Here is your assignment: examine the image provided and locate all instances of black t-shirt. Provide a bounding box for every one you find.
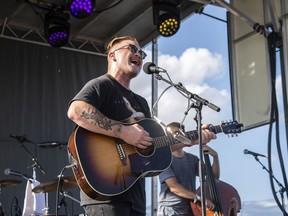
[70,74,151,214]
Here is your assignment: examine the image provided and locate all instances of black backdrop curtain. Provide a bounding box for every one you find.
[0,38,107,215]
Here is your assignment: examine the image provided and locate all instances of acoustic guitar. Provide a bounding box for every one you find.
[67,118,242,200]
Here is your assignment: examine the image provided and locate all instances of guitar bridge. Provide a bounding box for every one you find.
[116,142,127,166]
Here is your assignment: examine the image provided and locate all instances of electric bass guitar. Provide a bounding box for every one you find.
[67,118,243,200]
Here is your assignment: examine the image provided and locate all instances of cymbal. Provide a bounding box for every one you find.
[32,176,77,193]
[0,179,22,187]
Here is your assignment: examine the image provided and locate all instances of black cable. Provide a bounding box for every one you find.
[267,31,288,216]
[55,166,67,216]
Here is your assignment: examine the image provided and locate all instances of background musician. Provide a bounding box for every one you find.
[157,122,220,216]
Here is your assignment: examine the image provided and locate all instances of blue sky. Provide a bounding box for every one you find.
[131,3,288,215]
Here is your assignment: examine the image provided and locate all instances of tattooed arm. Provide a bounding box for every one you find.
[67,100,152,148]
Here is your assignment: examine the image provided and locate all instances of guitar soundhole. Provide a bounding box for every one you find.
[136,145,155,157]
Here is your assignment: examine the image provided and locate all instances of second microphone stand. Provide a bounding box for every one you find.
[193,101,208,216]
[253,156,287,216]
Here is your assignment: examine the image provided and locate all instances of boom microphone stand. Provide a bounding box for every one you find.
[252,155,287,216]
[9,135,46,176]
[153,72,220,216]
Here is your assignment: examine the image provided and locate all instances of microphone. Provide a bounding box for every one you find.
[143,62,166,74]
[166,124,192,146]
[4,169,33,180]
[38,141,67,148]
[244,149,266,157]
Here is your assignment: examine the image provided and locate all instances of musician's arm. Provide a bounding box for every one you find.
[165,177,198,200]
[67,100,152,148]
[191,124,217,145]
[165,177,215,210]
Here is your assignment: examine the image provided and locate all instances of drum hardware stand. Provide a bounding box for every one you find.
[60,191,80,204]
[57,191,80,216]
[43,193,49,215]
[55,166,79,216]
[57,195,68,215]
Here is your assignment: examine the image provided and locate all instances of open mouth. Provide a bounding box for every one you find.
[130,57,140,66]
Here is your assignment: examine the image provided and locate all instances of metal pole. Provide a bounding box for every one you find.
[151,37,159,216]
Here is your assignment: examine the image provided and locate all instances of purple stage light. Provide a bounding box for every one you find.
[44,11,70,48]
[68,0,95,18]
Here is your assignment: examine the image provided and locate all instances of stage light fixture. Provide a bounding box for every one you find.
[44,11,70,48]
[67,0,96,18]
[153,0,181,37]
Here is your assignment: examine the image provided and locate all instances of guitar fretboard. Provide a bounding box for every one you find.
[152,125,224,148]
[153,121,243,148]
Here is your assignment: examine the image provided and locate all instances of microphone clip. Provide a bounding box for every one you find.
[166,124,192,146]
[173,132,192,146]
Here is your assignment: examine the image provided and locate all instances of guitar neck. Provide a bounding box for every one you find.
[185,125,224,140]
[150,120,242,149]
[153,125,223,148]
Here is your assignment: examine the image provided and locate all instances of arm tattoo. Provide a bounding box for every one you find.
[81,107,122,135]
[81,107,112,130]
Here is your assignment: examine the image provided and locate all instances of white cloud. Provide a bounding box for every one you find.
[158,48,226,83]
[132,48,230,130]
[239,199,287,216]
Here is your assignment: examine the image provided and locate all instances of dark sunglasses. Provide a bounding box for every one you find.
[113,44,147,59]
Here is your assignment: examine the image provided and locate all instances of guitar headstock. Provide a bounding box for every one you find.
[221,120,243,136]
